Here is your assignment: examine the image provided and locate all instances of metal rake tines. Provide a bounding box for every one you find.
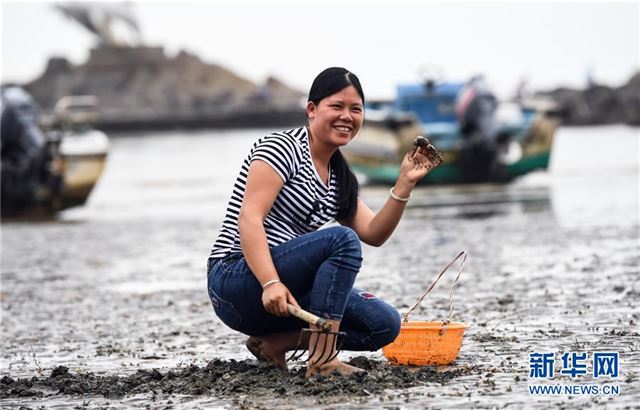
[286,328,346,366]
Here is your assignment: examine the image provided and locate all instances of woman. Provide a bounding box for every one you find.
[207,67,441,377]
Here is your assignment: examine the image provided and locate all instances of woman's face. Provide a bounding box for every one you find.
[307,85,364,147]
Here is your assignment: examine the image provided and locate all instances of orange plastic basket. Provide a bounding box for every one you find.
[383,251,469,366]
[383,321,469,365]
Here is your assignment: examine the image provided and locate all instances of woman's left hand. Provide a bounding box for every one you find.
[399,136,444,185]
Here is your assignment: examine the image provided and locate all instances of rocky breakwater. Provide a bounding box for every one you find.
[26,46,307,131]
[536,71,640,125]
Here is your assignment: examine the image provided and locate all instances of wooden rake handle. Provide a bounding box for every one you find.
[287,304,332,332]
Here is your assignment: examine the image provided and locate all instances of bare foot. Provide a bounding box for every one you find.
[245,336,287,371]
[306,358,365,378]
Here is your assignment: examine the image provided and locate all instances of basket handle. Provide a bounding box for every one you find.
[403,251,467,323]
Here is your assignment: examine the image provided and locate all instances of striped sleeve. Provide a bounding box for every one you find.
[249,133,300,182]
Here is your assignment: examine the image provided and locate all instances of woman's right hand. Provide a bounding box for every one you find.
[262,282,299,316]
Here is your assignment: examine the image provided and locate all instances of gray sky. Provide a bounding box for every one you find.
[2,1,639,99]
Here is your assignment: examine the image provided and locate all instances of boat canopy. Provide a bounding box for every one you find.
[394,82,466,124]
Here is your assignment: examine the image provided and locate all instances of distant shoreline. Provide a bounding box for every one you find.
[94,108,307,133]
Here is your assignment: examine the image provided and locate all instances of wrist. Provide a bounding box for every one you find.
[390,186,411,202]
[262,279,281,290]
[392,179,415,198]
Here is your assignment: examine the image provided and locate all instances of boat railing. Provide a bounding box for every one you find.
[52,95,100,125]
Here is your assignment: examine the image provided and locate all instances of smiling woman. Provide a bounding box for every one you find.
[306,68,365,220]
[206,67,444,378]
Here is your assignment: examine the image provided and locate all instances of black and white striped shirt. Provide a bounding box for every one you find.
[209,127,339,260]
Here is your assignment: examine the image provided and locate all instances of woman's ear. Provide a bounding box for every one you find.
[306,101,316,120]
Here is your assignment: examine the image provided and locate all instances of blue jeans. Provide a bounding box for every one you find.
[207,226,401,351]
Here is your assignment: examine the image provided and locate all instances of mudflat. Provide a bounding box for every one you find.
[1,128,638,408]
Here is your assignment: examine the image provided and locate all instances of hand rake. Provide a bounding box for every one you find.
[285,304,346,366]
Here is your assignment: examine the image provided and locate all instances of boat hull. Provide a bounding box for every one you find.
[58,153,108,209]
[343,113,556,185]
[350,151,551,184]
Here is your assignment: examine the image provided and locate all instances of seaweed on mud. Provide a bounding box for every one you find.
[471,333,519,343]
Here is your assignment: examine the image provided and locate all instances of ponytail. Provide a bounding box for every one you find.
[330,149,359,221]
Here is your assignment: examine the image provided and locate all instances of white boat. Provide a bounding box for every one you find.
[1,89,109,218]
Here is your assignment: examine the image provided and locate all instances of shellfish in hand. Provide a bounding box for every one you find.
[410,136,444,171]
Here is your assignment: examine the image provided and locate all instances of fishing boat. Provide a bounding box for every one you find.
[1,88,109,219]
[343,77,559,184]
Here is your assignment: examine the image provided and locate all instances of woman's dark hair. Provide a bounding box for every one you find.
[308,67,364,221]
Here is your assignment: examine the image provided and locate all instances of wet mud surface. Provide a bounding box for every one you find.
[1,128,639,408]
[0,357,482,402]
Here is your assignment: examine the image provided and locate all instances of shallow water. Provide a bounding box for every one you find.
[1,125,639,408]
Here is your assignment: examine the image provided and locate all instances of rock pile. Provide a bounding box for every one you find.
[537,71,640,125]
[25,46,306,131]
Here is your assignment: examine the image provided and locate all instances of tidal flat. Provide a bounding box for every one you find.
[1,126,638,408]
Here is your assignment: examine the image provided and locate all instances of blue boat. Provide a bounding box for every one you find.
[343,77,559,184]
